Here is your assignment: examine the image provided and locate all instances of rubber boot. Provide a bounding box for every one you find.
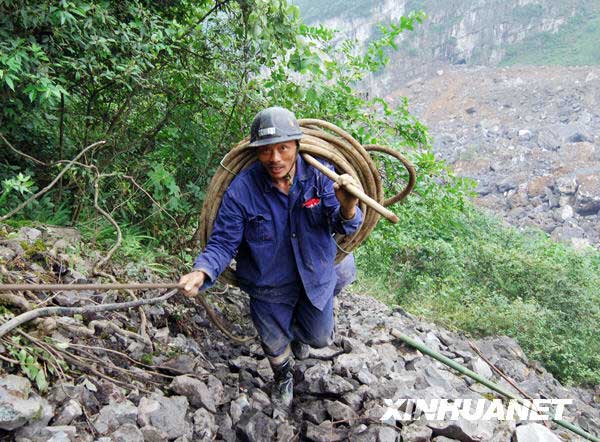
[270,357,294,413]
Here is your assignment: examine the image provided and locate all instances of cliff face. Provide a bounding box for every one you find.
[294,0,581,93]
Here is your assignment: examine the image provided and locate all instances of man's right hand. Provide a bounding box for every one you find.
[179,270,206,297]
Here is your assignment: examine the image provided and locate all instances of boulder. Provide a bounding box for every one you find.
[93,400,137,434]
[0,375,53,431]
[170,376,216,412]
[193,407,218,441]
[111,423,144,442]
[141,425,168,442]
[305,421,348,441]
[137,394,189,439]
[574,173,600,215]
[556,176,577,195]
[53,399,83,426]
[401,421,434,442]
[514,423,562,442]
[235,409,277,442]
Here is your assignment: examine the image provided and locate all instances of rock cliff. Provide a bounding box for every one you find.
[294,0,584,92]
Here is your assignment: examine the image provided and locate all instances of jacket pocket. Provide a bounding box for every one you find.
[245,214,273,243]
[302,186,325,227]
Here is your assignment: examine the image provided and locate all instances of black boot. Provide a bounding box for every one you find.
[270,357,294,412]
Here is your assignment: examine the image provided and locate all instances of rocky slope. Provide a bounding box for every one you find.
[395,64,600,249]
[1,225,600,441]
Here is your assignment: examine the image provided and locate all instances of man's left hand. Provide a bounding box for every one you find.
[334,174,359,219]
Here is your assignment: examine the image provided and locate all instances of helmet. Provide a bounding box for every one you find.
[249,106,303,147]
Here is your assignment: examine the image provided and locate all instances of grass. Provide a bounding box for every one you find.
[356,201,600,386]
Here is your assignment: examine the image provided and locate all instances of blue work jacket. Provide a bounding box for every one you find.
[193,154,363,310]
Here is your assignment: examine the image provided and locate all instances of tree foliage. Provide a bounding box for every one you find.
[0,0,440,246]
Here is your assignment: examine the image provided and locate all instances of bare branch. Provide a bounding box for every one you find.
[91,174,122,272]
[122,175,180,228]
[0,132,47,166]
[0,289,178,339]
[0,140,106,222]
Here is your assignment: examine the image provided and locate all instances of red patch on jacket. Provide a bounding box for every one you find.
[303,197,321,208]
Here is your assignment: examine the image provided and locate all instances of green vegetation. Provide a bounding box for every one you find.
[1,0,599,389]
[356,190,600,386]
[502,6,600,66]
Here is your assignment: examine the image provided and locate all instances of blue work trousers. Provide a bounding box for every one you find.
[249,289,334,358]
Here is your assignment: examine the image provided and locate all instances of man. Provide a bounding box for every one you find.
[179,106,362,410]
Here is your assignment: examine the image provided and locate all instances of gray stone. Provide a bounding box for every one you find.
[229,355,258,373]
[414,366,456,392]
[93,400,137,435]
[490,420,516,442]
[468,357,493,380]
[249,388,271,411]
[376,426,400,442]
[333,353,366,375]
[305,421,348,441]
[276,422,296,441]
[401,421,433,442]
[16,424,77,442]
[170,376,216,412]
[556,176,578,195]
[518,129,532,141]
[0,374,31,398]
[356,369,377,385]
[514,423,562,441]
[300,400,328,424]
[0,375,53,431]
[44,226,81,246]
[303,363,331,384]
[574,173,600,215]
[325,400,356,421]
[18,227,43,242]
[53,399,82,426]
[256,358,274,382]
[235,409,277,442]
[141,425,168,442]
[426,417,495,442]
[321,375,354,395]
[111,423,144,442]
[206,374,225,405]
[216,412,233,441]
[0,245,16,261]
[137,394,189,439]
[230,394,250,425]
[54,290,81,307]
[193,407,217,441]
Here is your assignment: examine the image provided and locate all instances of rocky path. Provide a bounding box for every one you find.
[1,225,600,441]
[396,65,600,250]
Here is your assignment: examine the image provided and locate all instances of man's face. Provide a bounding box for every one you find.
[257,140,297,180]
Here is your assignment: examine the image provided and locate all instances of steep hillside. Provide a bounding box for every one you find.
[1,224,599,441]
[395,65,600,249]
[292,0,598,94]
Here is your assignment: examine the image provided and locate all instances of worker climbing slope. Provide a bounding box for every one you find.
[179,106,363,411]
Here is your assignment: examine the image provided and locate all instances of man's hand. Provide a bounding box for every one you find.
[179,270,206,297]
[334,174,359,219]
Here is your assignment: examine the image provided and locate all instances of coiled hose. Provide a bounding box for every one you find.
[198,119,416,286]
